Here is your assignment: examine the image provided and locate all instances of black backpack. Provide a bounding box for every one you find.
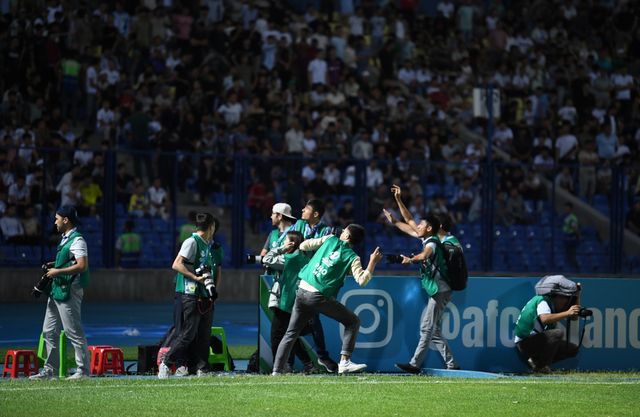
[431,239,468,291]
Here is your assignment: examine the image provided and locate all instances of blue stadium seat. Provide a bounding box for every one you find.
[151,218,170,231]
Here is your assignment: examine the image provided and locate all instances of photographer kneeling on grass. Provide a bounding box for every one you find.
[272,224,382,375]
[514,275,584,373]
[159,213,222,378]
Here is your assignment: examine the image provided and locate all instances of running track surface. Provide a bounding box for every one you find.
[0,302,258,348]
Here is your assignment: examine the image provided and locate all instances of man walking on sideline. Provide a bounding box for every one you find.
[31,206,91,380]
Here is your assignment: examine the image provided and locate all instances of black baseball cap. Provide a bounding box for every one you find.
[56,205,81,225]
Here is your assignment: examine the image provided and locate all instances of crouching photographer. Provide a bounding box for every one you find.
[513,275,591,373]
[158,213,223,379]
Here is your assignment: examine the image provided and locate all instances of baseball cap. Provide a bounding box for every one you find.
[56,205,81,225]
[272,203,296,220]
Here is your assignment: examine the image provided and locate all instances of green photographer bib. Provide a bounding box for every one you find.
[175,233,223,298]
[514,295,556,340]
[279,251,310,313]
[299,236,357,299]
[51,230,90,302]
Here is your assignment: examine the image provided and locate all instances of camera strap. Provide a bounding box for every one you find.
[565,317,588,349]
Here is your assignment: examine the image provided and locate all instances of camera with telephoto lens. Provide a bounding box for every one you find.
[195,265,218,300]
[572,283,592,318]
[385,254,404,264]
[31,262,55,298]
[246,254,263,264]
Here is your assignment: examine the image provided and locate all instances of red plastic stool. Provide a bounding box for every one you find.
[91,348,125,375]
[88,345,113,375]
[157,347,176,372]
[2,350,38,378]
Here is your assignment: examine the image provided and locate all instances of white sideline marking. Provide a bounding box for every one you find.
[1,377,639,392]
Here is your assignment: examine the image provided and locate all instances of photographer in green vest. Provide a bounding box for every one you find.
[30,205,91,380]
[383,185,459,374]
[291,199,338,372]
[272,224,383,375]
[262,230,315,373]
[158,213,223,378]
[260,203,297,256]
[514,275,581,373]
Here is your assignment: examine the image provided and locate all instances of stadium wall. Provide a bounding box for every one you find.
[1,268,415,302]
[259,275,640,372]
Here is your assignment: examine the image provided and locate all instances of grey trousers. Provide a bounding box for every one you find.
[42,280,90,375]
[273,288,360,373]
[410,291,457,369]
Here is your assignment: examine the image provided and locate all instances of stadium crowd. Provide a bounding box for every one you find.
[1,0,640,246]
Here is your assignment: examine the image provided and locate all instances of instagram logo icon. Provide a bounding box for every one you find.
[340,289,394,348]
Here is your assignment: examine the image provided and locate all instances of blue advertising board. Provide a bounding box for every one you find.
[259,275,640,373]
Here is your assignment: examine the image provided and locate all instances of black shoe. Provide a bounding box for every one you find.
[447,365,461,370]
[317,357,338,373]
[303,362,317,374]
[395,363,421,374]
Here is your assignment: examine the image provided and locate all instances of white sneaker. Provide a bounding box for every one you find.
[158,362,171,379]
[338,360,367,374]
[174,366,189,377]
[271,371,281,376]
[196,369,212,377]
[66,372,89,380]
[29,368,55,380]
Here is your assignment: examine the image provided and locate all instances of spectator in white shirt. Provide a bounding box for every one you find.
[555,125,579,162]
[147,177,170,219]
[342,165,356,190]
[73,141,94,166]
[351,131,374,160]
[398,61,417,86]
[366,161,384,189]
[348,7,364,36]
[492,121,514,152]
[302,129,317,157]
[100,59,120,86]
[323,162,341,191]
[61,176,82,207]
[96,100,115,140]
[217,93,243,126]
[113,2,131,37]
[285,119,304,155]
[437,0,455,19]
[8,175,30,208]
[0,205,25,243]
[308,51,328,86]
[557,99,578,125]
[301,161,318,183]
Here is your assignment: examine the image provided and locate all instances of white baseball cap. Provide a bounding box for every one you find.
[272,203,296,220]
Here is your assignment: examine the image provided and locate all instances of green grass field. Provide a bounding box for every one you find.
[1,373,639,417]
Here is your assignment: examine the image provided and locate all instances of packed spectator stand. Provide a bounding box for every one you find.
[0,0,639,274]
